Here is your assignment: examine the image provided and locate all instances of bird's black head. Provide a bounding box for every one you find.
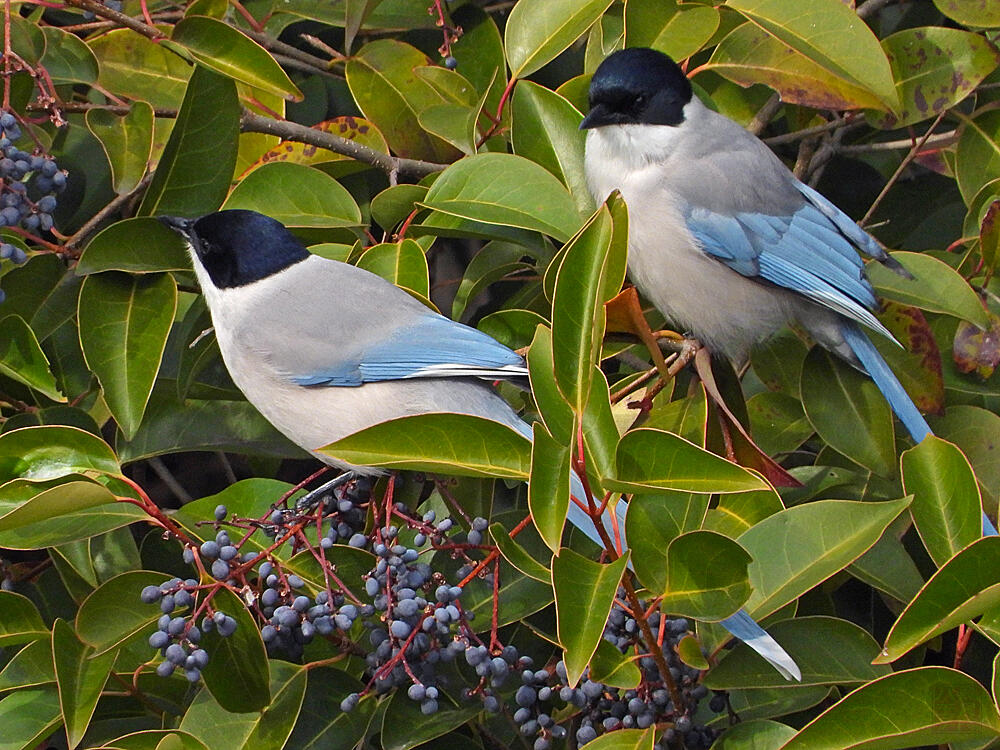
[160,209,310,289]
[580,48,692,130]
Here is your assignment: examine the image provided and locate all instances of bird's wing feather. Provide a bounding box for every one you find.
[684,203,896,341]
[293,311,528,386]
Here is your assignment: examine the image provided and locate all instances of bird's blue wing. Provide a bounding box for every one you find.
[294,312,528,386]
[684,201,895,341]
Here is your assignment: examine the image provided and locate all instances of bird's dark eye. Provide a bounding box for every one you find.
[634,94,647,108]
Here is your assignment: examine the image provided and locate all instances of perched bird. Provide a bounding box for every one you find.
[581,47,996,536]
[162,209,800,679]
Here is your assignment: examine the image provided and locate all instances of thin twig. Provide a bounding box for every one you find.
[837,130,958,155]
[148,457,192,503]
[747,92,783,136]
[63,173,154,251]
[763,116,849,146]
[61,0,165,40]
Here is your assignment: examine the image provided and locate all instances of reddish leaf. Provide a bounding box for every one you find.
[979,199,1000,274]
[877,301,945,415]
[953,312,1000,380]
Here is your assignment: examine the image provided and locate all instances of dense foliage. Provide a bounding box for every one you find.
[2,0,1000,748]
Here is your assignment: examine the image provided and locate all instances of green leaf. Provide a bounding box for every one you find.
[739,498,910,619]
[345,40,458,162]
[464,556,554,626]
[800,346,895,477]
[746,392,813,456]
[78,218,191,275]
[490,521,551,581]
[782,667,1000,749]
[877,536,1000,662]
[40,26,98,84]
[78,272,177,440]
[504,0,615,79]
[355,240,429,299]
[934,0,1000,28]
[0,687,62,750]
[0,499,146,551]
[0,480,117,535]
[225,162,362,228]
[870,27,1000,129]
[0,315,63,402]
[285,668,377,750]
[527,324,575,444]
[371,184,428,232]
[713,720,795,750]
[450,5,507,116]
[723,0,898,112]
[866,251,990,329]
[1,254,82,342]
[956,109,1000,205]
[625,491,707,593]
[344,0,384,53]
[643,387,709,447]
[705,616,891,690]
[168,16,301,100]
[0,639,55,691]
[610,428,769,494]
[706,23,891,112]
[179,661,303,748]
[704,489,783,539]
[75,571,167,653]
[89,29,191,109]
[511,81,592,214]
[138,65,239,217]
[0,591,47,646]
[0,426,119,483]
[320,414,531,479]
[625,0,720,61]
[902,435,983,568]
[589,638,641,689]
[199,586,271,712]
[91,731,209,750]
[528,423,571,554]
[86,102,154,195]
[451,241,535,321]
[423,153,582,241]
[52,618,116,748]
[552,548,629,686]
[578,729,654,750]
[659,530,751,620]
[381,692,482,750]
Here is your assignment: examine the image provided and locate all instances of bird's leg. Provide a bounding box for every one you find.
[294,470,360,513]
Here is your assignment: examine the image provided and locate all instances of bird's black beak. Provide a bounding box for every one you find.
[158,215,195,238]
[580,103,611,130]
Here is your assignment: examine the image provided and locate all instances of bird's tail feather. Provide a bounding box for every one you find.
[840,321,998,536]
[567,471,801,680]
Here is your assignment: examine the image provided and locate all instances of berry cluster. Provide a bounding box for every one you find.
[140,577,238,682]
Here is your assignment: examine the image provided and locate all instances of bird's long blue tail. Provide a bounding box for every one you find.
[565,471,801,681]
[840,320,998,536]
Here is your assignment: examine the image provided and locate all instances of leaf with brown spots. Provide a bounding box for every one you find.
[980,200,1000,276]
[875,301,946,415]
[954,312,1000,380]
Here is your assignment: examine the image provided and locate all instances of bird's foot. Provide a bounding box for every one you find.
[294,470,361,513]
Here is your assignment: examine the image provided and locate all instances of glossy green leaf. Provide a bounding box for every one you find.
[78,272,177,439]
[739,498,910,619]
[705,617,891,690]
[75,571,166,653]
[490,521,550,581]
[720,686,833,729]
[551,205,613,413]
[345,40,458,162]
[381,693,481,750]
[505,0,615,79]
[0,591,47,646]
[800,346,895,477]
[52,618,116,748]
[782,667,1000,749]
[1,254,82,343]
[659,530,752,620]
[464,556,554,626]
[872,301,945,415]
[0,639,55,691]
[707,23,890,112]
[703,489,784,539]
[89,30,192,109]
[169,16,301,100]
[866,252,990,329]
[86,102,154,195]
[902,435,982,568]
[40,26,98,84]
[713,720,795,750]
[625,0,720,61]
[528,423,571,553]
[0,480,117,535]
[0,315,63,402]
[225,162,362,228]
[355,239,429,299]
[930,406,1000,506]
[528,324,575,444]
[746,392,813,456]
[91,731,209,750]
[345,0,384,53]
[511,81,592,213]
[320,413,531,479]
[371,184,428,231]
[643,386,709,447]
[423,153,581,241]
[0,426,119,483]
[284,668,377,750]
[871,27,999,129]
[955,109,1000,205]
[723,0,898,111]
[933,0,1000,28]
[0,501,145,550]
[611,428,769,494]
[877,536,1000,662]
[198,586,271,712]
[580,729,654,750]
[848,513,925,605]
[78,218,191,275]
[625,491,708,593]
[552,548,629,686]
[589,638,641,689]
[178,661,303,748]
[451,241,535,321]
[138,66,239,217]
[0,687,62,750]
[450,5,507,115]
